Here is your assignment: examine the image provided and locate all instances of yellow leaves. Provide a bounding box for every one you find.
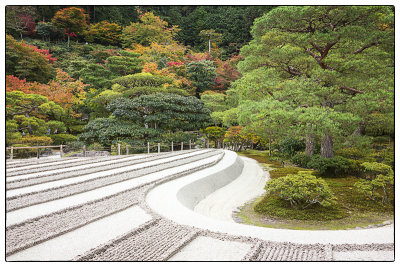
[378,23,390,31]
[130,44,150,54]
[142,62,160,74]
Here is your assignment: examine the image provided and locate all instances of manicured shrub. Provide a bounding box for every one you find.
[68,125,85,135]
[64,140,85,151]
[306,155,350,177]
[279,138,305,156]
[354,162,394,203]
[162,131,198,143]
[49,134,78,145]
[336,147,369,160]
[265,173,336,209]
[346,159,364,176]
[290,153,312,168]
[16,135,53,146]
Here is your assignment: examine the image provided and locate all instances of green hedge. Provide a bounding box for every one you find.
[50,134,78,145]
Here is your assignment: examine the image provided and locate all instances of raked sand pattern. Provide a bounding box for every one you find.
[6,149,394,261]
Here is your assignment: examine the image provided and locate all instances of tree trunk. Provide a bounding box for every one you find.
[208,38,211,54]
[268,137,271,156]
[321,134,334,158]
[305,134,315,156]
[67,35,70,47]
[353,123,366,136]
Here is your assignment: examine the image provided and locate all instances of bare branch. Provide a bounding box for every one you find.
[340,86,364,94]
[353,41,378,54]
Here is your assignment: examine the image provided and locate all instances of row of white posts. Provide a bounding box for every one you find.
[115,140,194,156]
[8,139,224,159]
[7,145,64,160]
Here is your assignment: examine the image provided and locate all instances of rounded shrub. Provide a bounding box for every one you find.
[265,173,336,209]
[306,155,350,177]
[290,153,312,168]
[50,134,77,145]
[279,138,305,156]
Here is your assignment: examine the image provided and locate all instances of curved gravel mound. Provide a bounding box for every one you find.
[6,149,393,261]
[7,150,220,211]
[146,150,394,260]
[6,150,199,189]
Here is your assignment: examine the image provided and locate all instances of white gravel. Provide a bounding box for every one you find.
[7,157,88,171]
[7,154,148,181]
[333,250,394,261]
[146,150,394,245]
[169,236,252,261]
[194,156,267,222]
[6,149,393,261]
[7,154,222,226]
[7,150,207,197]
[7,205,152,261]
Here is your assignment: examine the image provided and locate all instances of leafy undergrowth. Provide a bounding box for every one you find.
[236,150,394,230]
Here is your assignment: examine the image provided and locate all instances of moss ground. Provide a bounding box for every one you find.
[236,150,394,230]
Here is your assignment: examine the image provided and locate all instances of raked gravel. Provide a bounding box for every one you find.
[6,153,225,256]
[75,218,200,261]
[7,149,197,183]
[6,150,393,261]
[7,157,95,173]
[7,151,224,260]
[7,150,221,211]
[6,156,85,169]
[7,150,199,189]
[7,205,152,261]
[6,154,222,226]
[6,185,150,256]
[6,155,136,177]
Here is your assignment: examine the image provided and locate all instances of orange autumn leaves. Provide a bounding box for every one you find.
[6,69,86,115]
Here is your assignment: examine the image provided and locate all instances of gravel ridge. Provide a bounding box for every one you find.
[6,155,132,177]
[242,241,333,261]
[74,218,200,261]
[7,150,198,189]
[332,243,394,252]
[7,150,196,184]
[7,150,221,211]
[6,157,84,169]
[6,152,224,256]
[7,150,393,261]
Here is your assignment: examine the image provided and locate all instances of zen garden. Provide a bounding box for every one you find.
[5,5,395,262]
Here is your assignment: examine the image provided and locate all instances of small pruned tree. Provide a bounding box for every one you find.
[266,173,337,209]
[354,162,394,203]
[201,126,226,148]
[51,7,88,47]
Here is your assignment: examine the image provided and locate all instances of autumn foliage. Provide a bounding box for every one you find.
[6,69,86,110]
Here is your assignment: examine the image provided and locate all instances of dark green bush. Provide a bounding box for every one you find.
[265,173,336,209]
[307,155,351,177]
[346,159,364,176]
[291,153,312,168]
[336,147,369,160]
[162,131,198,143]
[279,138,305,156]
[50,134,78,145]
[65,140,85,151]
[68,125,85,135]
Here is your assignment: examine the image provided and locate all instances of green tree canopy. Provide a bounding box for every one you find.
[80,93,212,145]
[229,6,394,158]
[121,11,180,48]
[6,35,55,83]
[187,60,216,98]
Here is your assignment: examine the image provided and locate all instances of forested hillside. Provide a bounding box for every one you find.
[6,6,393,165]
